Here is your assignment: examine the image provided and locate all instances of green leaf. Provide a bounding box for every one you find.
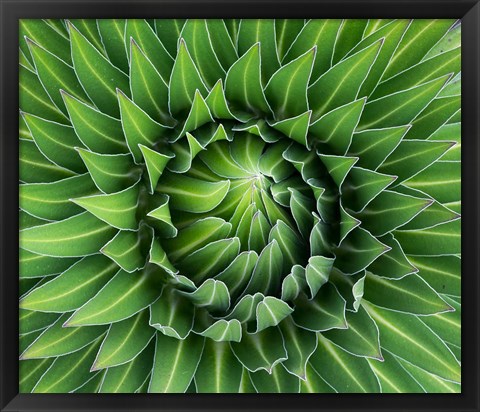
[150,288,194,339]
[225,43,270,115]
[284,20,342,82]
[289,187,315,239]
[178,238,240,285]
[348,125,408,170]
[293,283,347,332]
[323,305,382,359]
[347,19,410,97]
[367,233,418,279]
[255,296,293,333]
[206,20,238,70]
[243,240,283,296]
[20,358,55,393]
[21,313,105,359]
[404,161,460,204]
[65,267,162,326]
[168,133,204,173]
[168,38,208,116]
[22,112,86,173]
[27,38,90,115]
[197,319,242,343]
[183,279,230,313]
[305,255,335,299]
[99,342,154,393]
[300,363,336,393]
[334,227,390,274]
[19,249,77,279]
[125,19,173,84]
[205,79,238,120]
[180,19,226,88]
[199,140,251,179]
[364,272,452,315]
[365,303,460,383]
[378,139,454,185]
[19,310,60,335]
[383,19,455,79]
[270,111,311,147]
[20,174,98,221]
[249,365,300,393]
[397,358,460,393]
[32,338,102,393]
[225,293,264,324]
[308,39,382,120]
[157,174,230,214]
[358,75,451,131]
[356,190,432,236]
[420,294,460,346]
[92,309,155,370]
[20,19,72,65]
[146,195,178,238]
[20,212,116,257]
[332,19,368,64]
[408,255,460,297]
[229,132,266,173]
[215,251,258,300]
[154,19,185,57]
[19,63,68,125]
[237,19,280,83]
[230,326,287,373]
[265,48,315,120]
[77,149,141,194]
[163,217,231,262]
[69,19,104,53]
[71,183,139,230]
[342,167,396,212]
[424,24,460,59]
[61,91,128,155]
[397,190,460,230]
[268,220,307,273]
[275,19,304,61]
[149,237,177,275]
[280,317,317,380]
[129,39,171,125]
[20,255,118,312]
[68,20,130,117]
[281,265,307,302]
[367,350,424,393]
[310,334,381,393]
[101,225,153,272]
[407,95,460,140]
[149,332,204,393]
[394,219,460,256]
[117,90,169,163]
[97,19,129,73]
[174,90,214,140]
[309,98,365,155]
[195,340,243,393]
[374,48,460,99]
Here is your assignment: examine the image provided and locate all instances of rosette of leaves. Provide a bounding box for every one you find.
[19,18,461,393]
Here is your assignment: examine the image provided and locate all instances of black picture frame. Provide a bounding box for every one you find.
[1,1,479,411]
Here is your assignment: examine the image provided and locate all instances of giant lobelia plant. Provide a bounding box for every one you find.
[19,19,461,393]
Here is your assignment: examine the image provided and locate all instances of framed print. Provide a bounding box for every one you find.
[1,0,479,411]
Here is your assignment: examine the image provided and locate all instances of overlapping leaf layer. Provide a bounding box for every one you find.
[19,18,461,393]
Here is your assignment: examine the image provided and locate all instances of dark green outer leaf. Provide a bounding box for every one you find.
[20,212,117,257]
[365,303,460,383]
[20,255,117,312]
[68,21,130,118]
[149,332,205,393]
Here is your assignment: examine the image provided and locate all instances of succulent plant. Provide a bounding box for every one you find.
[19,18,461,393]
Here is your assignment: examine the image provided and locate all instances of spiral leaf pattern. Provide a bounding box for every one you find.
[19,18,461,393]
